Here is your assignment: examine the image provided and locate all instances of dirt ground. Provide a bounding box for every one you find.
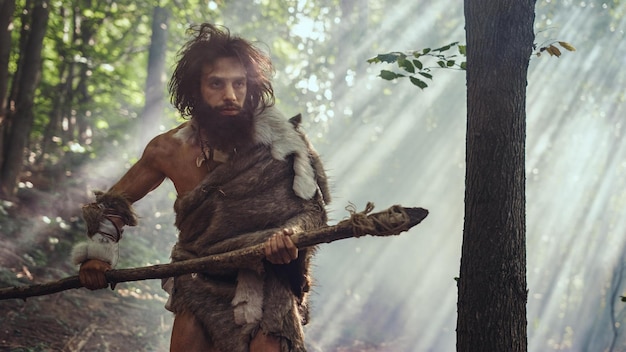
[0,237,173,352]
[0,280,172,352]
[0,187,174,352]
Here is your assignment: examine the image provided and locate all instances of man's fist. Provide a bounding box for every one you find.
[264,228,298,264]
[79,259,112,290]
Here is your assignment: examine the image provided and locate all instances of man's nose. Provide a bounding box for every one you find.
[223,84,237,101]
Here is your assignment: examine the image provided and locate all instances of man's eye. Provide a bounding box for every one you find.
[208,80,222,88]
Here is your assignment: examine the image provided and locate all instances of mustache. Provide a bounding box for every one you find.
[216,103,242,112]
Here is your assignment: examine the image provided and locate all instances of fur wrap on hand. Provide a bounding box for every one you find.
[71,191,137,267]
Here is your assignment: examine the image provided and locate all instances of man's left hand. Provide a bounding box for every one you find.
[264,228,298,264]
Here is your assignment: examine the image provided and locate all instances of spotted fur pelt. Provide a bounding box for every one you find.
[82,190,137,237]
[170,110,330,352]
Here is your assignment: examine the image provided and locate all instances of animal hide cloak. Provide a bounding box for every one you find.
[170,112,329,352]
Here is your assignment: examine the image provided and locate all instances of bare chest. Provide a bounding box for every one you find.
[164,144,210,195]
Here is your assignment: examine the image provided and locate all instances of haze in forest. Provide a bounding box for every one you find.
[1,0,625,351]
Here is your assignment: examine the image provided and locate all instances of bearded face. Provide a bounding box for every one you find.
[192,102,255,151]
[193,56,256,151]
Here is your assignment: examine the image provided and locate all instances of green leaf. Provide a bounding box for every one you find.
[409,76,428,89]
[434,44,451,52]
[422,48,431,55]
[458,45,467,55]
[460,62,467,70]
[379,70,404,80]
[413,59,423,70]
[398,58,415,73]
[437,60,446,68]
[376,53,402,64]
[418,72,433,80]
[447,60,455,67]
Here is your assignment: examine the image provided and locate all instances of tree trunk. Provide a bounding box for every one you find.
[457,0,535,351]
[138,5,169,147]
[1,1,31,198]
[0,0,49,198]
[0,0,16,173]
[0,0,15,117]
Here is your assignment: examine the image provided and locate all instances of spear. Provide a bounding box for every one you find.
[0,203,428,301]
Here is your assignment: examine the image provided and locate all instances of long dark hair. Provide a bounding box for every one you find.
[169,23,275,118]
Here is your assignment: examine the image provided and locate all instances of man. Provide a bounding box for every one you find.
[70,23,330,352]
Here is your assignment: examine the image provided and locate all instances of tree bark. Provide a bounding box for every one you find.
[457,1,535,351]
[137,5,169,147]
[0,0,15,117]
[0,0,16,174]
[0,0,49,198]
[0,205,428,300]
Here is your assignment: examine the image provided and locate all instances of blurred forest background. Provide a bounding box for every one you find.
[0,0,625,351]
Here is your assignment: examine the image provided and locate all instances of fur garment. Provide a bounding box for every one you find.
[71,233,120,266]
[72,191,138,266]
[174,106,330,202]
[82,191,138,235]
[170,107,330,352]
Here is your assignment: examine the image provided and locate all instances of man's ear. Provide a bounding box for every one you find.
[289,113,302,127]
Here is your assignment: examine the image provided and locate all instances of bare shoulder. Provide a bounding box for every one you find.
[143,122,190,160]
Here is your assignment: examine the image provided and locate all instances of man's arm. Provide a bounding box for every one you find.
[108,136,170,203]
[74,136,169,290]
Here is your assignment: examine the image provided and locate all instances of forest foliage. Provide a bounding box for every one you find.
[0,0,363,202]
[0,0,485,203]
[1,1,625,351]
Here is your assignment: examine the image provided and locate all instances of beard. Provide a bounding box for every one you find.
[192,102,256,151]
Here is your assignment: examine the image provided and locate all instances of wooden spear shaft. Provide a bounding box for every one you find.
[0,205,428,301]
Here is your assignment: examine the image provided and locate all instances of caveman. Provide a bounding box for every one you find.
[70,23,330,352]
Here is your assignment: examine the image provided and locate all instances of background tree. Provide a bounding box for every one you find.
[456,0,535,350]
[1,0,620,350]
[0,0,50,198]
[0,0,16,172]
[137,5,169,148]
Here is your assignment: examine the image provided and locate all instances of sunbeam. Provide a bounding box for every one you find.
[296,0,626,351]
[3,0,623,350]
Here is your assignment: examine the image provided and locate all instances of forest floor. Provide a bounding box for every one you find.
[0,187,172,352]
[0,187,396,352]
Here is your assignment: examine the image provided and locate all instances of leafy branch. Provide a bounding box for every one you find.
[534,40,576,57]
[366,41,466,89]
[367,39,575,89]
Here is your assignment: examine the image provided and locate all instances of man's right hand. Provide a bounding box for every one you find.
[79,259,112,290]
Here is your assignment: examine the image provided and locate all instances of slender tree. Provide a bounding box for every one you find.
[0,0,16,171]
[0,0,50,198]
[137,5,169,147]
[456,0,535,351]
[0,0,15,117]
